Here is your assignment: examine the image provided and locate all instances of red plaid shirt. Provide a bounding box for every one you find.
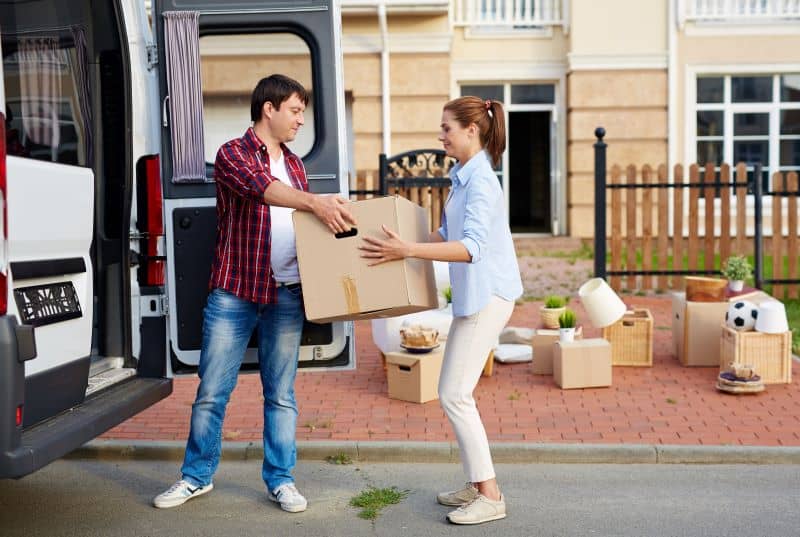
[211,127,309,304]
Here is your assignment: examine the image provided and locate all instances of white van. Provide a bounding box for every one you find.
[0,0,352,479]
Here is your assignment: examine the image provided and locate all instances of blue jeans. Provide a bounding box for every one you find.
[181,286,304,492]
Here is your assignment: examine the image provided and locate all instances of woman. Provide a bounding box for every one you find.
[360,96,523,525]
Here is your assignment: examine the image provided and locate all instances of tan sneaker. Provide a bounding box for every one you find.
[447,494,506,525]
[436,482,480,506]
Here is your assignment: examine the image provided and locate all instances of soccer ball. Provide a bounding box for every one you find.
[725,300,758,331]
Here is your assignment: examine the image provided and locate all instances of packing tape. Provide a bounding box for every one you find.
[342,276,360,314]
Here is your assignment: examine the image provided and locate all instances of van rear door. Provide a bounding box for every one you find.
[154,0,354,373]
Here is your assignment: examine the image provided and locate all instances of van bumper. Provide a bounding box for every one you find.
[0,376,171,479]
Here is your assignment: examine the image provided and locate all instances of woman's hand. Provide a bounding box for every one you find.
[359,224,413,266]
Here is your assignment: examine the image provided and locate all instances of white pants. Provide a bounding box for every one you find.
[438,295,514,483]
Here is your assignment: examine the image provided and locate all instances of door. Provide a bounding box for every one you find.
[1,1,101,426]
[154,0,353,373]
[508,111,551,233]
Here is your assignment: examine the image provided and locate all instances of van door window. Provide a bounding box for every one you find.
[2,27,92,167]
[199,32,315,161]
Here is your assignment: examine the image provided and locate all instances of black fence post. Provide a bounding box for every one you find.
[753,163,764,289]
[594,127,607,280]
[379,153,388,195]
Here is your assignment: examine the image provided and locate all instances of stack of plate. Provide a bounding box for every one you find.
[715,371,765,394]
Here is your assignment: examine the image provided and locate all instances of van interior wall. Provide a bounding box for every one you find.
[89,1,131,365]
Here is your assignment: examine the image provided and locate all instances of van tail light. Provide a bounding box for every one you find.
[0,114,8,315]
[136,155,165,286]
[15,405,22,427]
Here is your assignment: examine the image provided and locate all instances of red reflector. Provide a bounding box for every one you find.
[0,113,7,315]
[16,405,22,427]
[142,155,164,286]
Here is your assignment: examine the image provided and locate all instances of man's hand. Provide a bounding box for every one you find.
[311,195,357,234]
[359,225,412,266]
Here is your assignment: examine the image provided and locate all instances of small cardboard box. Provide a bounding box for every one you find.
[671,290,773,367]
[531,326,583,375]
[385,347,444,403]
[719,324,792,384]
[553,338,612,389]
[294,196,439,323]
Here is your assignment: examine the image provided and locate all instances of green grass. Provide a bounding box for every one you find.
[326,452,353,465]
[537,242,594,262]
[350,487,409,520]
[785,299,800,354]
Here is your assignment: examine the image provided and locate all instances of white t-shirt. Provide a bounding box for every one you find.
[268,152,300,283]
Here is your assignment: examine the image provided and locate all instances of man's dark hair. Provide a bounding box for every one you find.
[250,74,310,122]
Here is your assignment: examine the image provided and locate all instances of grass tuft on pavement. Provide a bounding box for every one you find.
[350,486,409,520]
[326,452,353,465]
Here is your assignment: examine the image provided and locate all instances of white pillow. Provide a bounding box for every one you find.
[499,326,534,345]
[493,344,533,363]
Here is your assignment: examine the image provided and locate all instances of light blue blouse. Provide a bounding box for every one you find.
[437,150,523,317]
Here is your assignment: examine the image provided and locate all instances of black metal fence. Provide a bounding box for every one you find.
[592,126,800,291]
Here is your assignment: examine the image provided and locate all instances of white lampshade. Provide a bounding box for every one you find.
[578,278,627,328]
[754,300,789,334]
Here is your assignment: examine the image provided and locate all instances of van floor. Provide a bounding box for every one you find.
[87,356,135,397]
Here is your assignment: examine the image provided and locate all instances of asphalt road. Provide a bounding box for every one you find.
[1,459,798,536]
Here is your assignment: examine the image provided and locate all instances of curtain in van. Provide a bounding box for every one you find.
[67,26,93,166]
[17,37,63,159]
[163,11,209,183]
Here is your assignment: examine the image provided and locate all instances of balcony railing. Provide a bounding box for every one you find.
[681,0,800,23]
[340,0,449,13]
[451,0,566,28]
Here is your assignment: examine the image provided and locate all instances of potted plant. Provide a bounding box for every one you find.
[540,295,566,329]
[558,309,577,343]
[721,255,752,292]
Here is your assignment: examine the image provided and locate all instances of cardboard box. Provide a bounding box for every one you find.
[553,339,612,389]
[671,290,773,367]
[385,347,444,403]
[294,196,439,323]
[719,324,792,384]
[531,326,583,375]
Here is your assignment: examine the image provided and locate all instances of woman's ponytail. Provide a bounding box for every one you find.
[483,100,506,168]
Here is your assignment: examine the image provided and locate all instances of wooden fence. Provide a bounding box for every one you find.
[603,162,800,298]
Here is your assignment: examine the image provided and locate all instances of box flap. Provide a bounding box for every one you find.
[385,353,422,368]
[557,338,609,350]
[395,196,438,310]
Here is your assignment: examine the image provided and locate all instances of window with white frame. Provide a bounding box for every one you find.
[695,74,800,194]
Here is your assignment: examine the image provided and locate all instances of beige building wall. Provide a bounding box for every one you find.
[567,0,668,238]
[343,13,450,183]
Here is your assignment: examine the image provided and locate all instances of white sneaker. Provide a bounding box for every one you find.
[437,482,480,506]
[447,494,506,525]
[268,483,308,513]
[153,479,213,509]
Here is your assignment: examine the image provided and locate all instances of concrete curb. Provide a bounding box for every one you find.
[67,440,800,465]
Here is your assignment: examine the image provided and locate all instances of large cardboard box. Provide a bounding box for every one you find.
[672,290,773,367]
[294,196,439,323]
[553,339,612,389]
[531,326,583,375]
[385,347,444,403]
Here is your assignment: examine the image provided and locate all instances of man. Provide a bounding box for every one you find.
[154,74,355,512]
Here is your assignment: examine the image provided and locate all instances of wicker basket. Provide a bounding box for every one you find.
[601,309,653,366]
[719,324,792,384]
[540,306,565,329]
